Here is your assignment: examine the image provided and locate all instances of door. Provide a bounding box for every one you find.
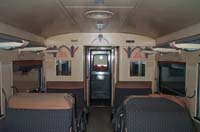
[89,49,112,106]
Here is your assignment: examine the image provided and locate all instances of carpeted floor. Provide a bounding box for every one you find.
[86,107,113,132]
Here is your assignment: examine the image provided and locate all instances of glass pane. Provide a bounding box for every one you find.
[159,63,186,96]
[56,60,71,76]
[141,63,145,76]
[93,54,108,72]
[130,61,145,76]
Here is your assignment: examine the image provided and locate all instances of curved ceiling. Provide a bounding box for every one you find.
[0,0,200,38]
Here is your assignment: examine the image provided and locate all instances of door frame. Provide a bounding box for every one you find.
[85,46,118,107]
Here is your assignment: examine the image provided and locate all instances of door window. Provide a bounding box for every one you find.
[93,54,108,72]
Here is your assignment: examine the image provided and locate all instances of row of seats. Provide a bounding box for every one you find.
[0,93,83,132]
[112,94,195,132]
[46,81,88,131]
[112,81,152,118]
[114,81,152,107]
[0,81,195,132]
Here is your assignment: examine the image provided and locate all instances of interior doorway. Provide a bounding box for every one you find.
[86,47,115,106]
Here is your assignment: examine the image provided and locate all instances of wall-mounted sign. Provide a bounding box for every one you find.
[126,40,135,43]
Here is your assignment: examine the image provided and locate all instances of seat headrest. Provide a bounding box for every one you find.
[148,94,185,107]
[8,93,74,110]
[125,94,185,107]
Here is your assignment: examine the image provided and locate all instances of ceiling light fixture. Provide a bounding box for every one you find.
[85,10,114,20]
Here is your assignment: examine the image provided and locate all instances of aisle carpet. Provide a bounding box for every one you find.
[86,107,113,132]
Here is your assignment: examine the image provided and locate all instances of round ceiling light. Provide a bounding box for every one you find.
[85,10,114,20]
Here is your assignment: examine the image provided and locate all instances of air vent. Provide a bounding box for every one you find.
[126,40,135,43]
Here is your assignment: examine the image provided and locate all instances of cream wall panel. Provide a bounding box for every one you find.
[186,62,198,116]
[1,62,13,115]
[158,51,200,117]
[119,46,156,82]
[46,33,155,47]
[44,46,83,81]
[44,33,155,82]
[184,51,200,117]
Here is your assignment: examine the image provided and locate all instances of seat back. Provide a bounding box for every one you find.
[46,81,84,109]
[5,93,74,132]
[124,95,194,132]
[46,82,87,132]
[114,81,152,107]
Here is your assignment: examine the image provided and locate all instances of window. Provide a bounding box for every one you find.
[130,61,145,76]
[56,60,71,76]
[93,54,108,72]
[158,62,186,96]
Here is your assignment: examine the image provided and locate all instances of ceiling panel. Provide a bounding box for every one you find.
[0,0,199,38]
[61,0,138,7]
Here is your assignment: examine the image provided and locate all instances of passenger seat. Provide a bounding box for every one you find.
[114,81,152,107]
[46,81,87,131]
[113,94,195,132]
[112,81,152,118]
[4,93,75,132]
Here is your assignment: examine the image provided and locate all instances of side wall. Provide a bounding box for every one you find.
[157,51,198,118]
[156,23,200,122]
[0,51,43,115]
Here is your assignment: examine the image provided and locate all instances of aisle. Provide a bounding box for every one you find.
[86,107,113,132]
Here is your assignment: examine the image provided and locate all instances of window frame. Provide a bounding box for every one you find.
[158,62,186,96]
[56,60,71,76]
[130,61,146,77]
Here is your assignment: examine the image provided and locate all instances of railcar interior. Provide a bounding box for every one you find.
[0,0,200,132]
